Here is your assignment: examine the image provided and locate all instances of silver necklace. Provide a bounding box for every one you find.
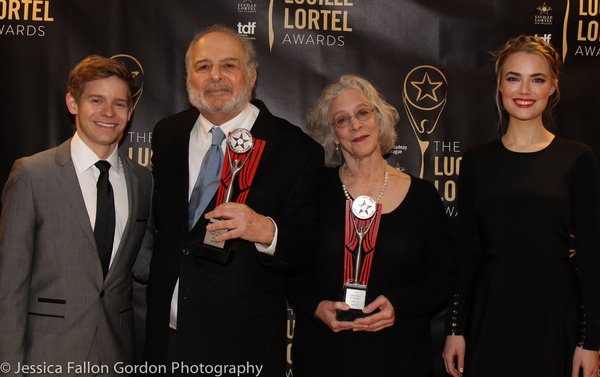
[341,161,388,202]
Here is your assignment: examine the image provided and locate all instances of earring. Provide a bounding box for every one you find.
[335,144,339,151]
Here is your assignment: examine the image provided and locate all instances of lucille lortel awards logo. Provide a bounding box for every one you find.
[402,65,448,179]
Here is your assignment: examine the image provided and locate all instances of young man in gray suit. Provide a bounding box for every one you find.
[0,56,153,376]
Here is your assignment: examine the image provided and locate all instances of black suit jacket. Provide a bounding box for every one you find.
[145,100,323,376]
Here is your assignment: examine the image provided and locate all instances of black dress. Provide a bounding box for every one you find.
[289,168,457,377]
[446,137,600,377]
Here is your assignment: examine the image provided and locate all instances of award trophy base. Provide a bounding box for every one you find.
[192,228,233,265]
[336,282,370,322]
[336,308,370,322]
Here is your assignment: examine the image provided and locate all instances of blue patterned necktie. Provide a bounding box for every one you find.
[188,126,226,231]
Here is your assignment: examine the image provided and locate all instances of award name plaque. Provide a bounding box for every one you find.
[336,195,382,322]
[195,128,264,264]
[343,282,367,311]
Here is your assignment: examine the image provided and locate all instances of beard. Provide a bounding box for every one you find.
[187,79,251,115]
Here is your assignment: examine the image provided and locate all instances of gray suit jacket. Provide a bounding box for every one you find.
[0,139,152,376]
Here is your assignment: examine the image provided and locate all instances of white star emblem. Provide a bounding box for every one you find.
[352,195,376,219]
[228,128,254,153]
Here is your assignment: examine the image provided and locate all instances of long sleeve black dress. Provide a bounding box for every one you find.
[446,137,600,376]
[290,168,457,377]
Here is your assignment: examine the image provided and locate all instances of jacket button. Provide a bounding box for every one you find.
[100,290,105,298]
[182,248,190,256]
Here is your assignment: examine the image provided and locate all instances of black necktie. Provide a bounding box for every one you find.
[94,160,115,278]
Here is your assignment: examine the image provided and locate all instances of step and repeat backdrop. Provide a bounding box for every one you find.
[1,0,599,375]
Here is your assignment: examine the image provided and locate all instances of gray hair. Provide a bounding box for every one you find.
[185,24,258,82]
[307,75,399,168]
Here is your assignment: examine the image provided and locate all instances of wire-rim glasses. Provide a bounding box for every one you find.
[330,108,376,129]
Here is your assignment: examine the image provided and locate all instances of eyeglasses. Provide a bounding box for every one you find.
[330,108,376,129]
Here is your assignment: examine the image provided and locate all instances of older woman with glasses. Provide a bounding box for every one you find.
[288,74,457,377]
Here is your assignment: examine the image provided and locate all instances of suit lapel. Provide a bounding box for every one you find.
[175,109,200,236]
[104,152,138,282]
[54,140,98,253]
[249,99,278,163]
[249,99,278,140]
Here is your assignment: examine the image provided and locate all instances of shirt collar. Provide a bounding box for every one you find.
[71,132,122,176]
[198,102,259,142]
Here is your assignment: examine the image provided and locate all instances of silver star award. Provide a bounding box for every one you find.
[227,128,253,154]
[351,195,376,219]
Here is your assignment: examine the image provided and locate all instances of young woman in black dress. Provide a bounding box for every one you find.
[443,36,600,377]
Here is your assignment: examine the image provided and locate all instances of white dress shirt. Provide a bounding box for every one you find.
[70,132,129,269]
[170,102,279,329]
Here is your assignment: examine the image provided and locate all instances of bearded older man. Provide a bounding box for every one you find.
[144,25,323,376]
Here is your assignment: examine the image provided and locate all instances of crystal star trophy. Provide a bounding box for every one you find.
[200,128,254,264]
[337,195,378,322]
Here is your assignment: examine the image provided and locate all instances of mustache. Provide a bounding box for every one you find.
[203,83,234,94]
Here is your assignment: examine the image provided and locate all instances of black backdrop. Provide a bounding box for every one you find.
[1,0,599,375]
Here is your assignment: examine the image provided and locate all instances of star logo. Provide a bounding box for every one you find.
[358,199,372,215]
[110,54,144,110]
[537,2,552,15]
[402,65,448,179]
[227,128,254,153]
[352,195,376,219]
[411,72,443,102]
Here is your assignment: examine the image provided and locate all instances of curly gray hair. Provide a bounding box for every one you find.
[307,75,399,168]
